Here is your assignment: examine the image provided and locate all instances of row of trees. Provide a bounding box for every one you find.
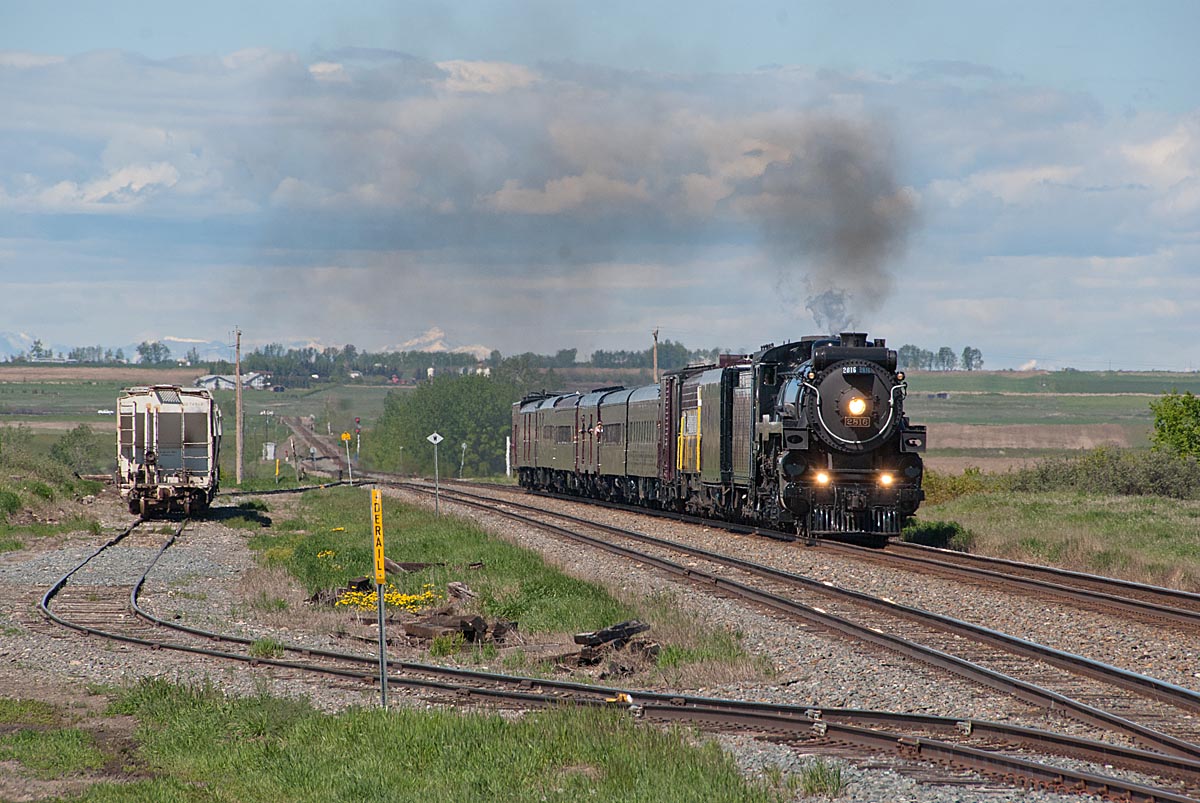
[7,338,175,365]
[10,336,990,376]
[364,374,515,477]
[591,340,721,370]
[897,345,984,371]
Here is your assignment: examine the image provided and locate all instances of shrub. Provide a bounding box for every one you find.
[1150,390,1200,458]
[922,466,991,505]
[0,490,20,521]
[1004,447,1200,499]
[50,423,105,474]
[902,519,975,551]
[798,758,849,797]
[430,632,465,657]
[248,638,286,659]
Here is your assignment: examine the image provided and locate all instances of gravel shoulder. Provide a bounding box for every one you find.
[0,483,1127,802]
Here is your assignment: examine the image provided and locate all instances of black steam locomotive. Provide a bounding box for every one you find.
[512,332,925,544]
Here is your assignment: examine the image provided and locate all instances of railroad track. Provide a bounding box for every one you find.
[458,478,1200,630]
[36,509,1200,801]
[393,482,1200,761]
[876,540,1200,625]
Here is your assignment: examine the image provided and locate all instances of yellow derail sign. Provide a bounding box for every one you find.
[341,431,352,442]
[371,489,386,585]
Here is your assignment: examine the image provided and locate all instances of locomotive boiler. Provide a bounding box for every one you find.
[117,385,223,516]
[512,332,925,544]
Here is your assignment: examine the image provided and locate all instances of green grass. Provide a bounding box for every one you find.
[906,370,1200,395]
[0,727,107,778]
[90,678,783,803]
[797,758,849,797]
[919,490,1200,589]
[248,638,287,659]
[250,486,634,634]
[0,379,132,418]
[906,391,1157,428]
[0,437,105,546]
[247,486,759,683]
[0,697,61,726]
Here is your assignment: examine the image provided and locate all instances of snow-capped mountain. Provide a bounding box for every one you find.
[0,331,37,358]
[383,327,493,361]
[0,329,493,363]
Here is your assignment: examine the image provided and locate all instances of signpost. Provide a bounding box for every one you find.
[370,489,388,708]
[340,431,353,484]
[427,432,443,515]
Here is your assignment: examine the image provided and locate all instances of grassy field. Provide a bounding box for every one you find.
[906,369,1200,395]
[917,488,1200,590]
[0,681,804,802]
[905,391,1158,426]
[4,365,1200,592]
[248,485,761,684]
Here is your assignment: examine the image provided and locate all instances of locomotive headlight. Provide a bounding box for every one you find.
[815,471,831,485]
[896,372,905,382]
[879,472,894,487]
[847,397,867,416]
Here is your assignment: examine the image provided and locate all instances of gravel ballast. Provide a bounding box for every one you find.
[0,484,1155,802]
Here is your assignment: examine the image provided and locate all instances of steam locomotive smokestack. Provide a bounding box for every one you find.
[747,118,917,333]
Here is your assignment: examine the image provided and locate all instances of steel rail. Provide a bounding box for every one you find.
[37,513,1200,800]
[501,480,1200,626]
[436,483,1200,705]
[407,482,1200,760]
[433,484,1200,712]
[885,540,1200,613]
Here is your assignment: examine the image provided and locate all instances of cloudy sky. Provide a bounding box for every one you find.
[2,1,1198,369]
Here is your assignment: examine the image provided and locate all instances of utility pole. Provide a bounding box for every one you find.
[235,327,243,485]
[652,328,660,383]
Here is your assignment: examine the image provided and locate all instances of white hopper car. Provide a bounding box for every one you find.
[117,385,222,515]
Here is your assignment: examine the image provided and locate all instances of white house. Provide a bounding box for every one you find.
[195,372,271,391]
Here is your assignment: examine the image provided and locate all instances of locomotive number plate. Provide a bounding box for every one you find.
[843,416,872,428]
[842,366,873,374]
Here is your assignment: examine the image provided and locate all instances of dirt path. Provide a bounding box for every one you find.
[0,366,202,383]
[929,423,1133,450]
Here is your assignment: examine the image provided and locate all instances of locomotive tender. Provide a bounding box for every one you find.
[512,332,925,543]
[117,385,222,516]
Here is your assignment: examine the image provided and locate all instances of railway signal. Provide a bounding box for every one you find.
[427,432,443,514]
[341,431,353,484]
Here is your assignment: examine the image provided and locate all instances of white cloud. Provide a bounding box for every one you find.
[1122,120,1198,184]
[929,165,1081,207]
[483,173,650,214]
[1,50,1199,367]
[0,51,65,69]
[309,61,349,83]
[220,48,296,72]
[434,60,539,93]
[1,162,180,212]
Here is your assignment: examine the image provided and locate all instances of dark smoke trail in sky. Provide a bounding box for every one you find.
[743,117,917,335]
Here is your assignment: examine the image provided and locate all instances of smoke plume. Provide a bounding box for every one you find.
[743,118,918,335]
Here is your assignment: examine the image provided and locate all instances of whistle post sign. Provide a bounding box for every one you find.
[371,489,386,585]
